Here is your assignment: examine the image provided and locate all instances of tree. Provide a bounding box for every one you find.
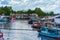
[3,6,12,15]
[34,8,46,17]
[49,11,54,16]
[0,7,4,15]
[0,6,12,15]
[17,10,23,14]
[25,9,35,14]
[0,6,54,17]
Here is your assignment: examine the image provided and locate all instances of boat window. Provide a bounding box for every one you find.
[52,19,54,22]
[48,29,56,33]
[56,24,60,28]
[56,16,60,18]
[3,17,5,18]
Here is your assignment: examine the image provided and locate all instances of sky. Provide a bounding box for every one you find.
[0,0,60,13]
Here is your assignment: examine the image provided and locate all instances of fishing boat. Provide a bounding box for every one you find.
[0,16,10,23]
[20,14,29,20]
[38,22,60,40]
[28,14,38,24]
[32,20,41,30]
[28,17,37,24]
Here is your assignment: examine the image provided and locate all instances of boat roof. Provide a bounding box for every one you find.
[41,17,54,20]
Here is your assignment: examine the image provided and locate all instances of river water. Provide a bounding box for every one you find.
[0,20,41,40]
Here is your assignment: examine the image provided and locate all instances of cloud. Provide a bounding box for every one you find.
[0,0,60,13]
[9,0,20,5]
[1,0,9,5]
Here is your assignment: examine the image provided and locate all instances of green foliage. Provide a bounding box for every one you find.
[11,10,16,14]
[0,6,54,17]
[34,8,47,17]
[17,10,23,14]
[49,11,54,16]
[0,6,12,15]
[25,9,35,14]
[0,7,4,14]
[26,9,32,14]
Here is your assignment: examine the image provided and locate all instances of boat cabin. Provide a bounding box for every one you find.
[20,14,29,19]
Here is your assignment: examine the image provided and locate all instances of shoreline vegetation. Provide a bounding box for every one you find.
[0,6,54,17]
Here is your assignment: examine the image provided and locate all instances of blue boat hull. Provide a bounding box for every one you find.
[0,18,10,22]
[38,31,60,38]
[38,26,60,39]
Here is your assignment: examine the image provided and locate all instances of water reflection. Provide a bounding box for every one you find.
[0,22,11,29]
[0,20,56,40]
[0,20,40,40]
[38,35,55,40]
